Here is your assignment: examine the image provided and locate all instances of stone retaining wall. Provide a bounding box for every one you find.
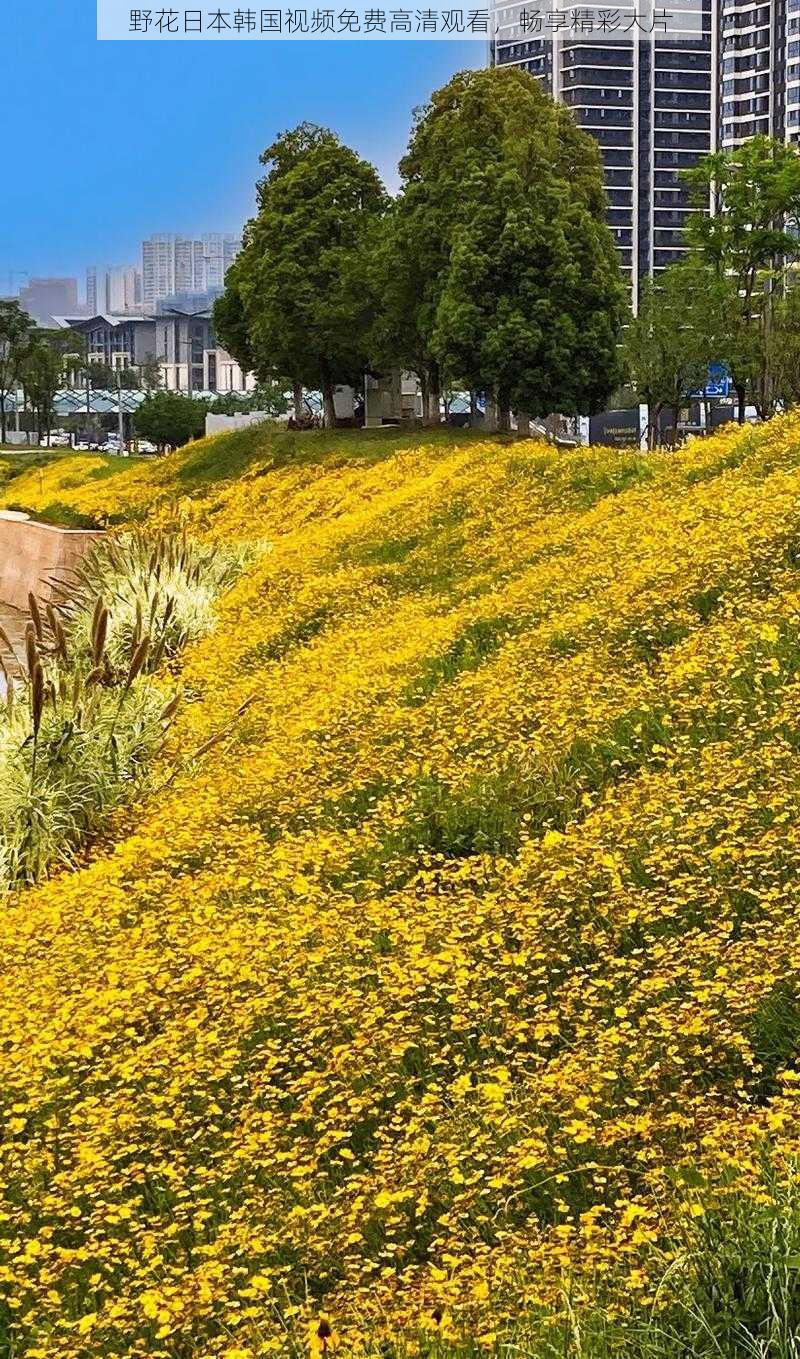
[0,511,103,612]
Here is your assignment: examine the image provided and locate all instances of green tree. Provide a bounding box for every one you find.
[391,68,626,430]
[369,203,444,426]
[210,381,289,417]
[133,391,208,452]
[0,301,34,443]
[767,286,800,412]
[623,266,708,447]
[215,123,387,427]
[683,136,800,421]
[213,266,299,418]
[138,354,163,393]
[82,360,141,391]
[20,330,79,442]
[212,259,254,375]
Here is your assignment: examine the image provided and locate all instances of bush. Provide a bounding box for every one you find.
[133,390,209,450]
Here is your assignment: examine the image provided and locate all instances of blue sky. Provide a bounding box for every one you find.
[2,2,478,294]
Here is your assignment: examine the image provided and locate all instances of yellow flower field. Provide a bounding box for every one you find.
[4,418,800,1355]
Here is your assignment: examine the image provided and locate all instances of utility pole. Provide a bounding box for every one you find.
[117,370,125,453]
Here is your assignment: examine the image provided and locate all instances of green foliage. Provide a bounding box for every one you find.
[64,526,247,670]
[0,301,34,443]
[684,136,800,292]
[133,390,208,449]
[393,68,627,420]
[681,137,800,419]
[0,671,166,890]
[17,329,80,442]
[623,266,709,445]
[405,614,517,703]
[82,359,141,391]
[216,122,387,425]
[350,1171,800,1359]
[210,380,290,417]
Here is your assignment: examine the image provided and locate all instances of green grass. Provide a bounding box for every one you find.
[174,424,491,493]
[344,1167,800,1359]
[404,614,519,704]
[0,450,67,489]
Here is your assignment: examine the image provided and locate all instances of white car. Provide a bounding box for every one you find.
[135,440,157,454]
[39,433,72,448]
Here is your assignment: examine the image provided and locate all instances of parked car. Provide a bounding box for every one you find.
[39,432,72,448]
[135,439,157,454]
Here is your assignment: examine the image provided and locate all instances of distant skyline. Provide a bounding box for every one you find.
[2,3,477,286]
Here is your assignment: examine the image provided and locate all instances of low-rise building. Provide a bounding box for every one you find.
[54,306,253,394]
[153,302,254,394]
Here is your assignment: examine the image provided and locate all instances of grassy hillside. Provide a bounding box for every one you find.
[4,418,800,1357]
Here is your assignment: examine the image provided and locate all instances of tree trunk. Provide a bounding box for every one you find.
[292,381,304,424]
[497,396,511,433]
[426,361,441,427]
[484,393,499,434]
[321,370,336,429]
[0,392,6,445]
[469,391,480,428]
[388,367,402,424]
[735,382,747,425]
[419,372,430,425]
[516,410,531,438]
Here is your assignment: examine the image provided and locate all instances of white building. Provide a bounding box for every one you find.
[86,265,143,315]
[141,233,241,309]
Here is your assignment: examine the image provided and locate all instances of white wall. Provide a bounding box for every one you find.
[205,412,272,436]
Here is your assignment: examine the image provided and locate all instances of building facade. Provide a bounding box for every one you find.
[141,233,241,310]
[719,0,794,145]
[86,265,143,315]
[57,314,158,369]
[153,303,253,394]
[55,308,253,395]
[492,2,716,307]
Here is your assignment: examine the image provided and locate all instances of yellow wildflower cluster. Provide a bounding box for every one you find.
[3,418,800,1354]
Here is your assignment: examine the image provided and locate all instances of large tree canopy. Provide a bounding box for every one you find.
[214,123,387,427]
[390,67,626,424]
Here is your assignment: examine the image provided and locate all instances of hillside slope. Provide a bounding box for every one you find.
[4,419,800,1356]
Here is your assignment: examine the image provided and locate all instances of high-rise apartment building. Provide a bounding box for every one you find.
[719,0,794,145]
[493,2,716,307]
[141,233,241,309]
[86,265,143,314]
[105,265,142,313]
[86,266,98,314]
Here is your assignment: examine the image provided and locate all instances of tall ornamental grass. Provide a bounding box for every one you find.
[58,525,247,670]
[0,525,239,892]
